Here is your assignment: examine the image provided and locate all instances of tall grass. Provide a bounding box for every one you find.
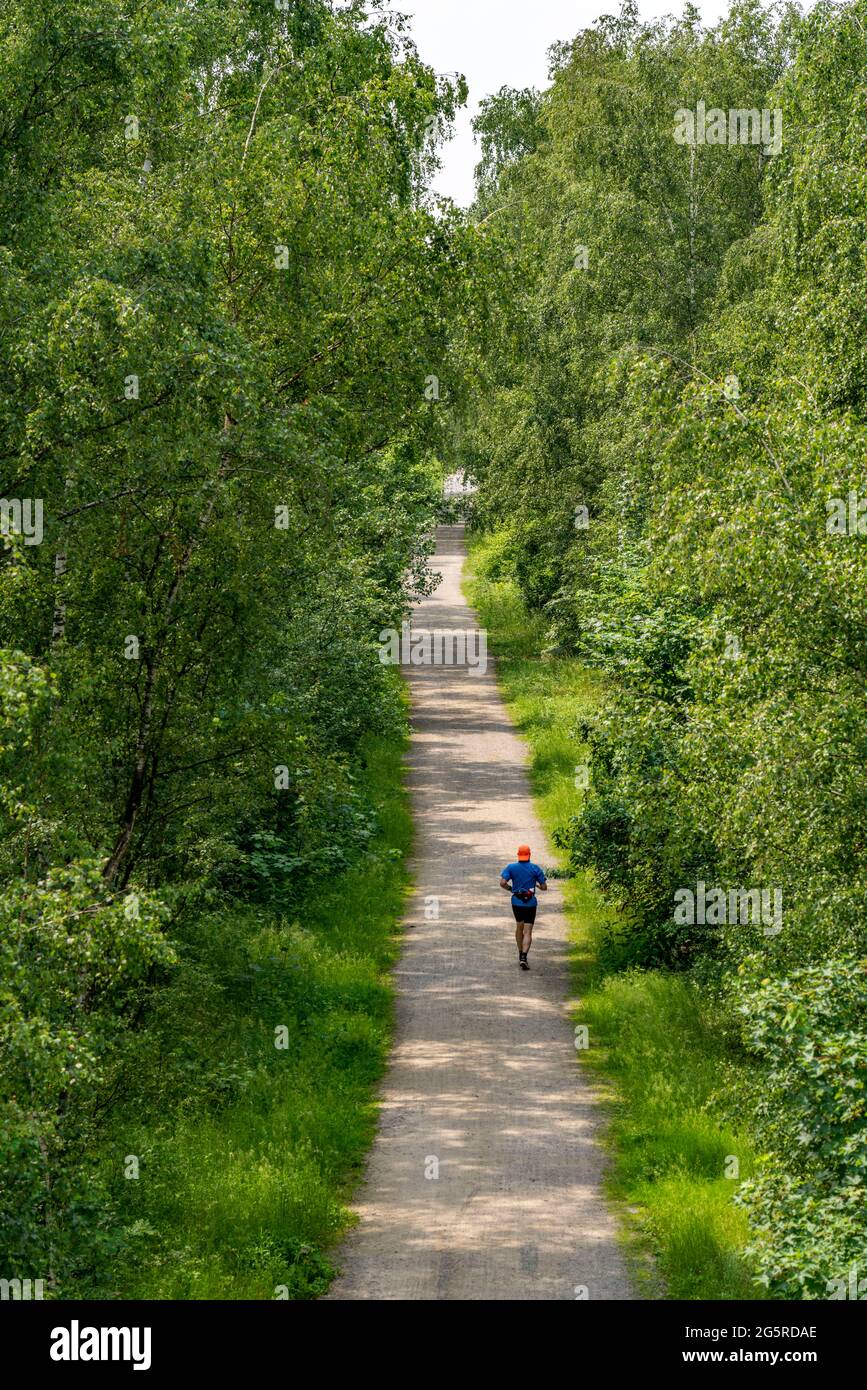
[466,532,763,1300]
[88,732,411,1300]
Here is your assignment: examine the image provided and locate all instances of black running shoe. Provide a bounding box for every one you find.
[520,954,529,971]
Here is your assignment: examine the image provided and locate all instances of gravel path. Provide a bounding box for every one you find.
[327,525,634,1301]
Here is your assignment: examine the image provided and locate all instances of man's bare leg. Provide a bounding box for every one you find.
[515,920,533,966]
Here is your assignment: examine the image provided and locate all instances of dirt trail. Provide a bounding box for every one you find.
[327,525,633,1301]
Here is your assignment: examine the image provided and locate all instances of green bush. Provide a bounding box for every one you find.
[734,957,867,1298]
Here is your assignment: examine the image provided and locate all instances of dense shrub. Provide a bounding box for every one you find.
[455,0,867,1293]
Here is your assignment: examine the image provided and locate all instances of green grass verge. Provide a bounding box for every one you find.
[89,728,411,1300]
[465,530,764,1301]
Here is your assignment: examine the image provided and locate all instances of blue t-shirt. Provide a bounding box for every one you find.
[501,861,547,908]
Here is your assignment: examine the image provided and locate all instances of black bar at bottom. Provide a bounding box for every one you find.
[1,1297,859,1376]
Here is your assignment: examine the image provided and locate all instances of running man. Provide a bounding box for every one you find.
[500,845,547,970]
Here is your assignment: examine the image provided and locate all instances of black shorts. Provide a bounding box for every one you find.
[512,903,537,925]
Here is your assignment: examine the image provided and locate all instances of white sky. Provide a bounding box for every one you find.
[386,1,730,205]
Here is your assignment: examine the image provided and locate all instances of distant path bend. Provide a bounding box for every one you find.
[327,525,634,1302]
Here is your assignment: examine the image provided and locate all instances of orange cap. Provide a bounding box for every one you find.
[517,845,531,861]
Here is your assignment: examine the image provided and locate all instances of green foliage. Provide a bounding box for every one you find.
[473,85,542,212]
[83,729,412,1301]
[457,0,867,1296]
[734,957,867,1298]
[0,857,174,1279]
[0,726,411,1297]
[0,0,469,1293]
[466,544,762,1300]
